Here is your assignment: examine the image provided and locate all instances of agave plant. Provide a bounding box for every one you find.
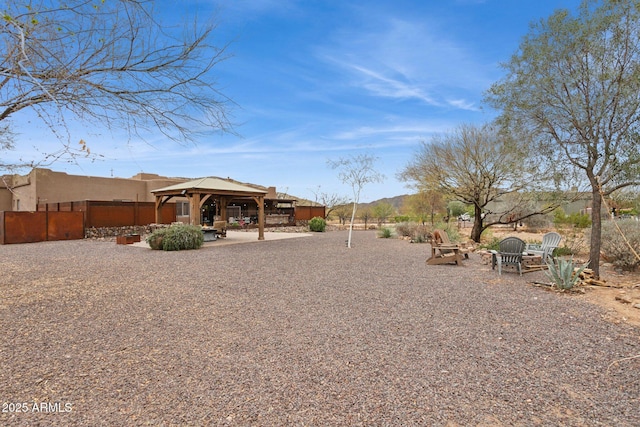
[545,257,589,290]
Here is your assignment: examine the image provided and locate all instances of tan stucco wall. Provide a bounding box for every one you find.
[0,188,12,211]
[1,168,188,211]
[0,173,36,211]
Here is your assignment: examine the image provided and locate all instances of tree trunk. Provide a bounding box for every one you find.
[589,188,602,278]
[347,202,357,248]
[470,206,484,242]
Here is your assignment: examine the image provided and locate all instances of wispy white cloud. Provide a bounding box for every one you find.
[342,63,440,106]
[317,14,492,110]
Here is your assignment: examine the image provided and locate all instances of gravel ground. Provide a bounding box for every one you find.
[1,230,639,426]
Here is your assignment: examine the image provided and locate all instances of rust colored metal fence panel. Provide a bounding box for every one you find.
[133,203,175,225]
[0,211,47,244]
[87,202,135,227]
[294,206,326,221]
[0,211,84,244]
[38,200,176,227]
[47,211,84,241]
[83,201,175,227]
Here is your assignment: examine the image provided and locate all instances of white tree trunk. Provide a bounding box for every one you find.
[347,201,357,248]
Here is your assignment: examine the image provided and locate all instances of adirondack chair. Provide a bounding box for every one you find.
[526,232,561,261]
[490,236,526,275]
[426,229,469,265]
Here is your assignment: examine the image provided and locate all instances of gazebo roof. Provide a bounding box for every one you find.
[152,177,267,197]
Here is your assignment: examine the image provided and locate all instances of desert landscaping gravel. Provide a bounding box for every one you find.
[1,230,639,426]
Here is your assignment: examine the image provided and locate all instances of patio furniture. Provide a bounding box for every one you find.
[426,229,468,266]
[490,236,526,275]
[526,232,561,261]
[213,220,227,238]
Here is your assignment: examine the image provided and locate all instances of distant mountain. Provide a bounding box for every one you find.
[360,194,410,211]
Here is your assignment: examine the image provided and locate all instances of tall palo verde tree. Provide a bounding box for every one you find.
[486,0,640,278]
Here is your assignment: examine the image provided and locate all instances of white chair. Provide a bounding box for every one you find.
[526,232,561,261]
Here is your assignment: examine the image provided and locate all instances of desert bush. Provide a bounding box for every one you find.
[163,224,204,251]
[596,220,640,271]
[395,222,417,237]
[309,216,326,232]
[395,222,432,242]
[146,228,168,250]
[478,237,501,251]
[521,213,552,231]
[546,257,588,290]
[553,228,587,256]
[147,224,203,251]
[554,208,591,229]
[378,227,393,238]
[412,224,431,243]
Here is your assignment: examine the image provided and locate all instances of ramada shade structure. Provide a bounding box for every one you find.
[151,177,268,240]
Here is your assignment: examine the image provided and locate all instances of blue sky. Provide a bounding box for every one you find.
[9,0,583,203]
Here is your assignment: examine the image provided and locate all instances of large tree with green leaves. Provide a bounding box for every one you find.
[400,123,557,242]
[371,202,395,226]
[486,0,640,277]
[402,190,445,225]
[1,1,233,172]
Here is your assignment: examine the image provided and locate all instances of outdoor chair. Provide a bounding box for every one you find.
[426,229,469,265]
[213,220,227,238]
[490,236,526,275]
[525,232,561,262]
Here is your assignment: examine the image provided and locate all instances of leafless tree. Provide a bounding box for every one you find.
[310,186,349,218]
[1,0,234,172]
[328,153,384,248]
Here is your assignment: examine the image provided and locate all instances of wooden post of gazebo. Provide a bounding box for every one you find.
[155,196,163,224]
[189,193,201,226]
[255,195,265,240]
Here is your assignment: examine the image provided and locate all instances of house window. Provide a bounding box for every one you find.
[15,199,20,211]
[176,201,189,216]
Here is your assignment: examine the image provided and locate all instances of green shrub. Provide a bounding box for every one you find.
[596,219,640,271]
[378,227,393,238]
[569,212,591,228]
[546,257,588,290]
[554,208,591,228]
[147,224,203,251]
[309,216,326,232]
[554,246,572,257]
[394,215,411,223]
[478,237,501,251]
[146,228,168,250]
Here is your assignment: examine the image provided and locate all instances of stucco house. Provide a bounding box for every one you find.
[0,168,324,225]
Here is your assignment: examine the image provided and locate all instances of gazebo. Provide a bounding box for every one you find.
[151,177,268,240]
